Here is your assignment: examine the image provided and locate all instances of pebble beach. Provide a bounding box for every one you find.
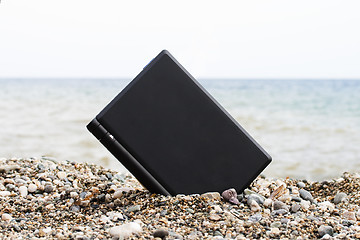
[1,158,360,239]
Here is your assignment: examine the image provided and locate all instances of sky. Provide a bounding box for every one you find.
[1,0,360,79]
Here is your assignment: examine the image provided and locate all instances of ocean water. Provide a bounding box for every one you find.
[1,78,359,181]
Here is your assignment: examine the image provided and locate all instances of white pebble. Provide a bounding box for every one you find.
[318,201,335,213]
[57,171,67,179]
[0,191,11,197]
[70,192,79,198]
[264,198,273,208]
[28,183,37,193]
[300,200,311,211]
[109,221,142,238]
[249,200,261,212]
[113,190,123,199]
[18,185,28,197]
[2,213,12,221]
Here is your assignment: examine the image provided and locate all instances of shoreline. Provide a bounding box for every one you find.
[1,157,359,239]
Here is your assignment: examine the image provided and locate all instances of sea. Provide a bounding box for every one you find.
[1,78,359,181]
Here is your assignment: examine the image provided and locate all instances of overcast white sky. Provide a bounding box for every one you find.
[1,0,360,79]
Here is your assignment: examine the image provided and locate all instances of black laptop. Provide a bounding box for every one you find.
[87,50,271,196]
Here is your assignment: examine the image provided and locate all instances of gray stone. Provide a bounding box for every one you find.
[291,203,301,213]
[281,218,289,224]
[299,189,313,202]
[70,205,80,212]
[291,196,302,202]
[127,205,141,212]
[244,189,257,196]
[273,200,289,211]
[169,231,183,240]
[318,225,333,237]
[44,184,53,193]
[248,213,262,222]
[247,194,264,206]
[6,184,16,191]
[271,209,288,216]
[79,192,87,199]
[153,228,169,239]
[297,182,306,188]
[270,221,281,228]
[334,192,347,204]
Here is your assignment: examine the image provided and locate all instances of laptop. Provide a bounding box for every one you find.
[87,50,271,196]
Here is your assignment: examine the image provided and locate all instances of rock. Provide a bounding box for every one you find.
[209,214,221,221]
[273,200,289,211]
[264,198,273,208]
[244,189,257,196]
[222,188,239,205]
[127,205,141,213]
[70,192,79,198]
[247,194,264,205]
[270,221,281,228]
[321,234,332,240]
[113,190,123,199]
[6,184,16,191]
[249,200,261,212]
[318,225,333,237]
[291,196,302,202]
[39,227,52,237]
[318,201,335,212]
[300,200,311,211]
[57,171,67,179]
[109,222,142,238]
[18,185,28,197]
[341,211,356,221]
[153,228,169,239]
[291,203,301,213]
[299,189,313,202]
[0,191,11,197]
[270,227,280,235]
[44,184,53,193]
[70,205,80,212]
[2,213,12,221]
[248,213,262,222]
[201,192,221,201]
[334,192,347,204]
[297,182,306,188]
[271,209,288,216]
[28,183,37,193]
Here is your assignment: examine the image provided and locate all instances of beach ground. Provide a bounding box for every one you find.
[0,157,359,239]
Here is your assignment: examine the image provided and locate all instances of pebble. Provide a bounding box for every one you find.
[291,203,301,213]
[222,188,240,205]
[297,182,306,188]
[2,213,12,221]
[341,211,356,221]
[127,205,141,213]
[247,194,264,205]
[271,209,288,216]
[0,190,11,197]
[264,198,273,208]
[153,228,169,239]
[299,189,314,202]
[109,221,142,238]
[44,184,53,193]
[318,225,333,237]
[248,213,262,222]
[334,192,347,204]
[209,214,221,221]
[57,171,67,179]
[249,200,261,212]
[273,200,289,211]
[300,200,311,211]
[201,192,221,201]
[6,184,16,191]
[28,183,37,193]
[270,221,280,228]
[18,185,28,197]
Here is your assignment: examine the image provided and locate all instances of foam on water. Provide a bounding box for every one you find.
[1,78,359,180]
